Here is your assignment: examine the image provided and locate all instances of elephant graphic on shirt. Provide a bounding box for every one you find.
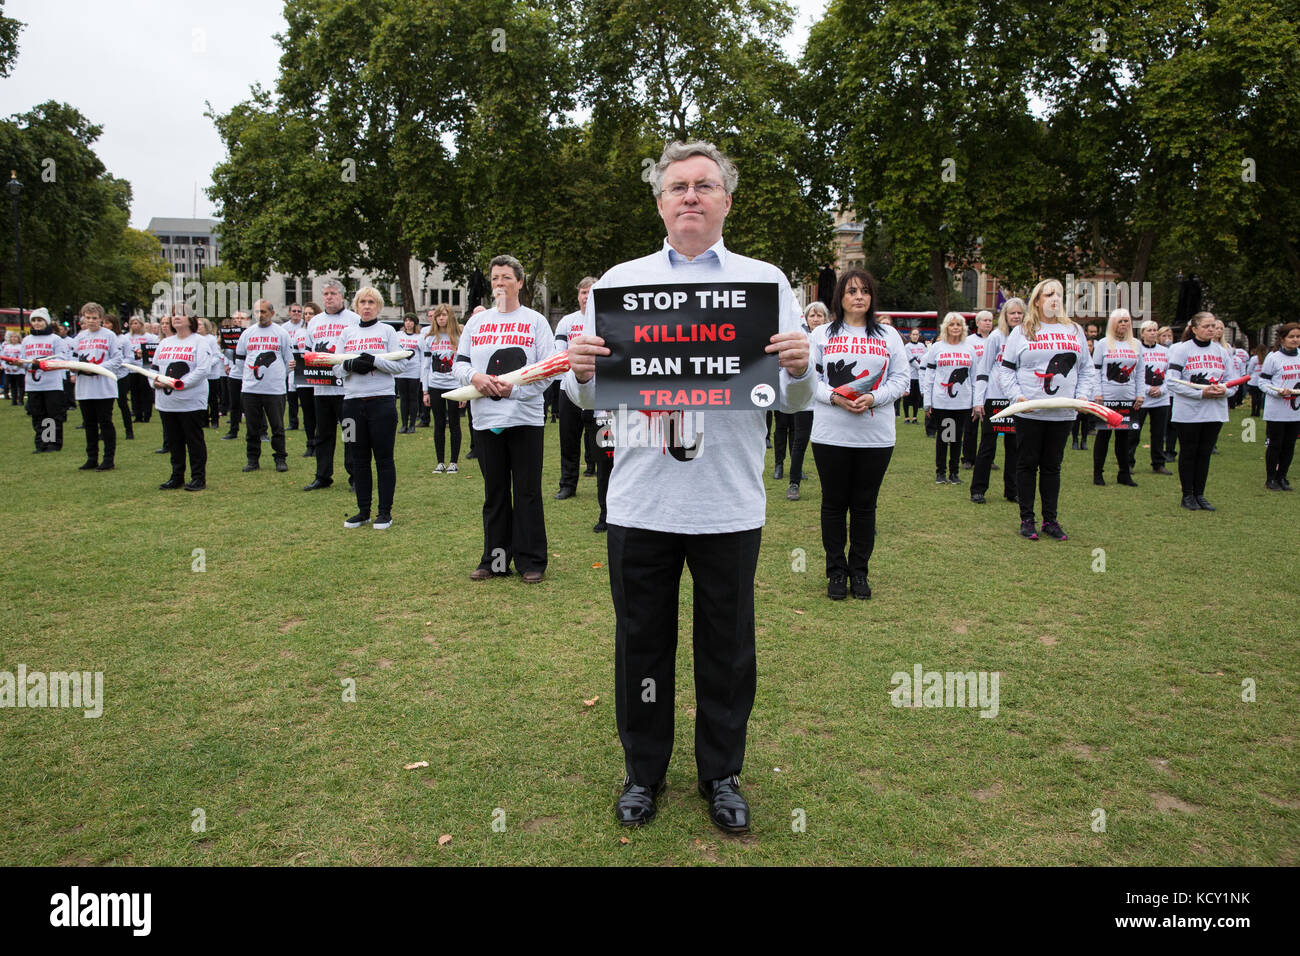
[164,361,189,396]
[250,351,277,381]
[944,366,971,398]
[485,347,527,401]
[1034,353,1078,395]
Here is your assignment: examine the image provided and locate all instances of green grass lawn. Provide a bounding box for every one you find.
[1,400,1295,866]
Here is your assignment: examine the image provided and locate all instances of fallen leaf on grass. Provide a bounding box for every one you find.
[592,562,603,569]
[404,761,429,770]
[583,695,600,707]
[438,834,453,846]
[793,609,805,615]
[619,836,630,845]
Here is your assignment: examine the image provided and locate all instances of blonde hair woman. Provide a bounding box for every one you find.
[970,297,1025,503]
[995,278,1099,540]
[921,312,976,483]
[422,303,465,471]
[1090,307,1144,486]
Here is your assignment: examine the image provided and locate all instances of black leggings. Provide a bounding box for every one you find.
[296,387,316,447]
[932,408,967,475]
[343,395,398,515]
[1250,386,1264,417]
[429,394,463,463]
[116,377,134,433]
[1014,417,1072,523]
[1132,405,1170,469]
[903,380,922,417]
[396,377,421,428]
[971,416,1018,498]
[811,442,894,577]
[1174,420,1223,497]
[1266,420,1299,481]
[774,410,813,481]
[6,371,25,404]
[1092,427,1136,478]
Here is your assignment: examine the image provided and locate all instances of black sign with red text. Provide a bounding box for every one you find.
[1097,399,1139,430]
[985,399,1016,434]
[220,327,242,351]
[593,283,778,411]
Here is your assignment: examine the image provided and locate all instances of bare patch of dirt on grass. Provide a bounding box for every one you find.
[1151,791,1197,813]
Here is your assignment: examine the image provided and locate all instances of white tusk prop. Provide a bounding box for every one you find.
[991,397,1124,427]
[441,350,572,401]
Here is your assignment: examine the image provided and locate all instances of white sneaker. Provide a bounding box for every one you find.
[373,514,393,530]
[447,462,458,473]
[432,462,446,474]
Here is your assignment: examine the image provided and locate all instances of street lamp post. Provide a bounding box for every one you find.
[6,171,24,334]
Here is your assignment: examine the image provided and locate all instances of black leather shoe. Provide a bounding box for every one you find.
[851,574,871,600]
[154,446,168,454]
[1181,494,1200,510]
[699,775,750,833]
[1266,478,1282,491]
[593,520,608,532]
[616,777,665,827]
[970,493,986,504]
[1281,478,1294,491]
[828,572,847,601]
[554,487,575,500]
[1152,465,1172,475]
[79,460,98,470]
[159,478,183,490]
[303,479,332,491]
[1118,475,1138,487]
[1093,475,1106,486]
[1195,496,1215,511]
[275,459,288,472]
[243,462,259,472]
[773,463,783,480]
[183,480,205,491]
[583,468,596,477]
[220,432,238,440]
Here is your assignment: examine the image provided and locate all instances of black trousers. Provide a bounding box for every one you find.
[609,523,761,785]
[903,380,922,417]
[130,373,153,421]
[558,391,597,489]
[811,442,893,577]
[1132,405,1169,469]
[7,372,25,404]
[774,410,813,481]
[206,379,221,426]
[971,417,1018,498]
[429,394,462,463]
[543,380,561,422]
[27,389,64,450]
[596,447,614,523]
[396,378,421,428]
[1071,413,1096,445]
[161,409,207,482]
[476,425,547,574]
[1092,426,1137,479]
[1249,387,1263,417]
[1014,417,1072,523]
[465,403,477,455]
[225,378,243,432]
[79,397,116,465]
[313,393,354,484]
[1175,421,1222,497]
[932,408,967,474]
[961,413,979,463]
[296,387,316,448]
[115,377,134,433]
[242,391,287,462]
[287,384,299,428]
[343,395,397,515]
[1266,420,1299,481]
[62,380,75,412]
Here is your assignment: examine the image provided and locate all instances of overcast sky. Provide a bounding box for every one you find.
[1,0,828,231]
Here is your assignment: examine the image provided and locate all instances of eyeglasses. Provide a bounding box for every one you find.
[663,181,724,198]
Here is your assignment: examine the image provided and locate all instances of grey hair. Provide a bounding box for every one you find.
[578,276,598,290]
[804,301,830,319]
[489,255,524,282]
[650,140,739,197]
[321,278,345,294]
[1138,319,1159,333]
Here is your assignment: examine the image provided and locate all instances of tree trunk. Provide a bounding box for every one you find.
[930,248,949,317]
[1130,230,1155,284]
[396,251,416,319]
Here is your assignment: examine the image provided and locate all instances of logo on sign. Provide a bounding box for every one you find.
[750,383,775,408]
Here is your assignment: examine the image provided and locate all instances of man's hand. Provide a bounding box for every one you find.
[766,330,809,377]
[422,391,430,407]
[972,405,984,420]
[568,333,610,384]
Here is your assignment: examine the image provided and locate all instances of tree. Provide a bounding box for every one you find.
[0,0,23,78]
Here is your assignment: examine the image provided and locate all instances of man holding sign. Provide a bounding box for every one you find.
[564,141,812,833]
